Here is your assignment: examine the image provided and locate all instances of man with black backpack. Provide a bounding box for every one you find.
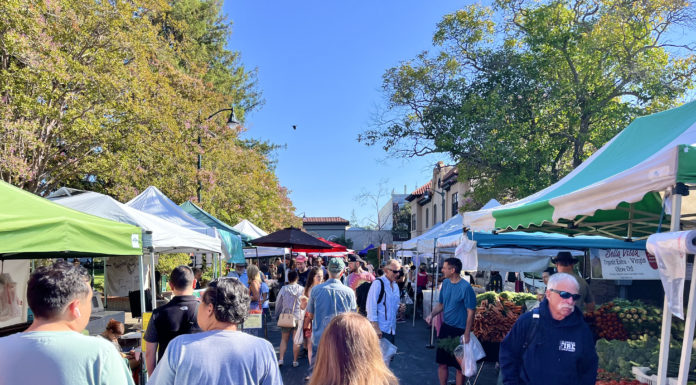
[366,259,402,344]
[499,272,597,385]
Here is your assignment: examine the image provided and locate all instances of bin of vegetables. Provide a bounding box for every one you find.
[585,299,668,341]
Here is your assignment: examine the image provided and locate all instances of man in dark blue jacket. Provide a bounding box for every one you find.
[499,272,598,385]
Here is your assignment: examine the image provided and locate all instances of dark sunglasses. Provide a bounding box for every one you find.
[388,269,401,274]
[549,289,581,301]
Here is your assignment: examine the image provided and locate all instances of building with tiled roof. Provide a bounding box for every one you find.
[302,216,349,241]
[405,161,471,238]
[302,217,349,225]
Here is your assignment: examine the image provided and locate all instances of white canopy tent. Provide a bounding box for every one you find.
[50,191,222,309]
[51,191,222,254]
[233,219,268,239]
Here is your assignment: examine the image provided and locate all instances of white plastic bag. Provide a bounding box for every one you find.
[646,231,696,319]
[293,309,305,345]
[380,338,397,366]
[453,334,486,377]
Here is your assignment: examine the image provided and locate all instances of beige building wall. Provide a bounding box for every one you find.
[408,162,471,239]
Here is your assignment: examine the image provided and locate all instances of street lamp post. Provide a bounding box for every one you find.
[197,108,241,203]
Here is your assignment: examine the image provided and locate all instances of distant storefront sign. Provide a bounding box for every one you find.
[589,249,660,280]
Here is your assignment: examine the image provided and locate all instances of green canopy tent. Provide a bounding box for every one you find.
[465,100,696,240]
[0,181,142,258]
[463,100,696,384]
[0,181,145,328]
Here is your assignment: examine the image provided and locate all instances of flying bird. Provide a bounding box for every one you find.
[293,125,297,130]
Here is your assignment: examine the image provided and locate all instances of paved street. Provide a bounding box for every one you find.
[267,316,500,385]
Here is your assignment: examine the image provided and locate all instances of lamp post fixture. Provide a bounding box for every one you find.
[197,108,241,203]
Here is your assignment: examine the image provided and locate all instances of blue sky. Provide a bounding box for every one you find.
[225,1,464,226]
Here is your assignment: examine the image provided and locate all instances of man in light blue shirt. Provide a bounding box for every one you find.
[426,257,477,385]
[306,257,356,356]
[227,262,249,287]
[366,259,402,344]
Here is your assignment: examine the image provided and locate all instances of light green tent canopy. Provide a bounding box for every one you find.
[464,100,696,240]
[0,181,143,258]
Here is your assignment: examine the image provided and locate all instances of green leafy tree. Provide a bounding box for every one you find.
[359,0,696,205]
[0,0,299,231]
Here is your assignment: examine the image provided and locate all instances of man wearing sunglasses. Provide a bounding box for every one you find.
[499,272,598,385]
[366,259,402,344]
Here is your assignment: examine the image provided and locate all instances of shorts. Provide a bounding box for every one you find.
[280,325,297,334]
[436,322,466,369]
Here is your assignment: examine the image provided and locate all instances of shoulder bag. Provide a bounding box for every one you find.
[277,291,298,328]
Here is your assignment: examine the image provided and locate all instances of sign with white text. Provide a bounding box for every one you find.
[589,249,659,280]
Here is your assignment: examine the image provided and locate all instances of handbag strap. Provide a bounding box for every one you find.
[290,292,298,314]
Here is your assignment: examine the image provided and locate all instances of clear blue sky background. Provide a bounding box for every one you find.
[224,1,465,226]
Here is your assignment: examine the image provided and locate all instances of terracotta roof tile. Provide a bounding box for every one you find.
[302,217,350,225]
[406,182,431,201]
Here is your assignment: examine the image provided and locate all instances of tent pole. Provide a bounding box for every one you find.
[150,251,156,310]
[413,251,418,327]
[139,253,146,320]
[679,254,696,385]
[658,191,682,385]
[427,246,440,349]
[103,258,107,309]
[285,248,290,284]
[674,185,694,385]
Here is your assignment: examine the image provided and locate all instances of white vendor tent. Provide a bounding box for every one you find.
[233,219,268,239]
[51,191,222,255]
[127,186,218,238]
[50,191,222,299]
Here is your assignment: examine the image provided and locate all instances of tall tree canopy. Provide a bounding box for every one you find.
[0,0,299,230]
[359,0,696,207]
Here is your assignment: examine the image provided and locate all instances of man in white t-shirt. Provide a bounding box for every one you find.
[0,261,134,385]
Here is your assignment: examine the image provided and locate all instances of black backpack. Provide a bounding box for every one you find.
[355,279,385,316]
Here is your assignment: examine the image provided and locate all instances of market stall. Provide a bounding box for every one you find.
[463,100,696,384]
[126,186,225,294]
[50,190,223,305]
[180,200,246,267]
[0,181,143,329]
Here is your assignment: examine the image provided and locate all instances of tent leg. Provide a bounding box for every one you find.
[673,189,695,385]
[678,259,696,385]
[139,254,146,319]
[150,251,156,310]
[658,191,682,385]
[413,253,418,327]
[427,254,440,349]
[103,258,107,309]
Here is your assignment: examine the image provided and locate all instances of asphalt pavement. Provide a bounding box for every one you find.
[267,316,500,385]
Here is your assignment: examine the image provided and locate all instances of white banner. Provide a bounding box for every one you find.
[0,260,30,328]
[589,249,659,280]
[106,256,151,297]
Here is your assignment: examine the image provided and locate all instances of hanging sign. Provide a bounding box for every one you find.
[589,249,659,280]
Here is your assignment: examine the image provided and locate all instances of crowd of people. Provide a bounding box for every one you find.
[0,248,600,385]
